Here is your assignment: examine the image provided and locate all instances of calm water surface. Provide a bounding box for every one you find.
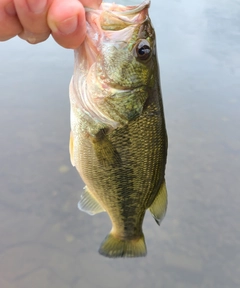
[0,0,240,287]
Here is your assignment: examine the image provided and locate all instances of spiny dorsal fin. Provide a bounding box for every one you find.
[78,186,105,215]
[149,179,168,225]
[69,131,75,166]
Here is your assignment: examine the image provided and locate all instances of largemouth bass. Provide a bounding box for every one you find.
[69,0,168,258]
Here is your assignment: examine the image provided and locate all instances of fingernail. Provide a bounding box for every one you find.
[19,30,49,44]
[5,2,17,16]
[27,0,47,14]
[55,16,78,35]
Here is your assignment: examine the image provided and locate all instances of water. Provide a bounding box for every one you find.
[0,1,239,287]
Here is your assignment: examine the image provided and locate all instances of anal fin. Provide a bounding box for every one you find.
[149,179,168,225]
[78,186,105,215]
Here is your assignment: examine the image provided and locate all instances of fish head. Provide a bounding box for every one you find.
[70,0,158,128]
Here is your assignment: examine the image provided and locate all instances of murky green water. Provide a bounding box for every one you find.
[0,1,239,287]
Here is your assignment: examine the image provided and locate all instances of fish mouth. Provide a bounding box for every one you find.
[78,1,151,68]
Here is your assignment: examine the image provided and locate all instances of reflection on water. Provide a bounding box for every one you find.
[0,0,239,287]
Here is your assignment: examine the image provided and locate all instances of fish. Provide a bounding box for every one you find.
[69,0,168,258]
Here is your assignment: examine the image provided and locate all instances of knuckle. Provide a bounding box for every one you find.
[0,35,14,41]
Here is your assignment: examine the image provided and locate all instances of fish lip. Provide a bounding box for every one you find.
[85,0,151,15]
[85,0,150,36]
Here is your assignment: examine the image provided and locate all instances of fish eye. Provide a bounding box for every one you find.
[135,40,152,61]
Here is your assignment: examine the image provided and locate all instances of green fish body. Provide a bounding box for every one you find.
[69,0,168,258]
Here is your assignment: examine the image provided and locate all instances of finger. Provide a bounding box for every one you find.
[13,0,52,44]
[47,0,86,49]
[0,1,23,41]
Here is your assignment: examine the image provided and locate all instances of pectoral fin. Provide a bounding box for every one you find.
[91,128,121,167]
[78,186,105,215]
[69,131,75,166]
[149,180,168,225]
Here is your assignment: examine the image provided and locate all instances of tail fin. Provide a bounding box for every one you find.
[98,232,147,258]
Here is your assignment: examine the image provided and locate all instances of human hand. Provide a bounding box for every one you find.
[0,0,102,48]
